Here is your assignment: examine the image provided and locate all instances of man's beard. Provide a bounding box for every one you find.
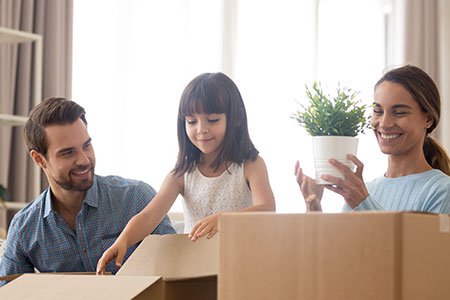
[53,166,95,192]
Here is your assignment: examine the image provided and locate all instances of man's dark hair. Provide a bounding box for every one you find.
[23,97,87,156]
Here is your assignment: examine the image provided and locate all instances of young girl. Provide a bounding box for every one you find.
[295,64,450,213]
[97,72,275,273]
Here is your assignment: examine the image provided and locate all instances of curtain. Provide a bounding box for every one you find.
[437,0,450,152]
[0,0,73,206]
[403,0,439,78]
[397,0,450,152]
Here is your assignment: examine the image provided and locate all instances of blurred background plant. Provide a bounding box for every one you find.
[0,184,10,208]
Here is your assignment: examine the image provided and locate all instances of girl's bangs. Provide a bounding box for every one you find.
[180,88,227,117]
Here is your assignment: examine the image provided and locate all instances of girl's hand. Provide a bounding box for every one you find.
[295,161,324,211]
[188,213,219,241]
[321,154,369,209]
[96,239,127,275]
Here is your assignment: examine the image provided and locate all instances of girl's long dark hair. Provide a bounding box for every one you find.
[375,64,450,175]
[173,72,258,176]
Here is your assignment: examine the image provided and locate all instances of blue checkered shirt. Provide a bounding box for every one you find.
[0,175,175,286]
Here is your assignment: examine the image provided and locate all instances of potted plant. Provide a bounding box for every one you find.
[293,81,370,184]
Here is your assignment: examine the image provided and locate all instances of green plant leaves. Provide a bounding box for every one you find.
[293,81,370,136]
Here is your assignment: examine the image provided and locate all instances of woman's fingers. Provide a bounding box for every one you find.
[347,154,364,178]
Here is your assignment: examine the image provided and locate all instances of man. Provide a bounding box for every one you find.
[0,98,175,286]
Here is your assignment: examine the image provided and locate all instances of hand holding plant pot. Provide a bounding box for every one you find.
[293,82,370,185]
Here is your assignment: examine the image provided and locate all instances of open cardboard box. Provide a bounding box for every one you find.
[117,233,218,300]
[0,234,218,300]
[219,212,450,300]
[0,274,161,299]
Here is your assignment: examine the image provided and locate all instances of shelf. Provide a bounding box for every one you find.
[0,27,41,44]
[1,26,43,233]
[0,114,28,126]
[1,201,27,210]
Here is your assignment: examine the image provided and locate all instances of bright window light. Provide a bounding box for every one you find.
[73,0,390,213]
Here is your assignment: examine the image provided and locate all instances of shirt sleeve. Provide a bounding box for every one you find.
[135,181,176,235]
[342,194,385,211]
[422,181,450,214]
[0,217,35,286]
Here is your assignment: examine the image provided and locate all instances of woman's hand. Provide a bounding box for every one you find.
[96,238,128,275]
[188,213,220,241]
[295,161,324,211]
[321,154,369,209]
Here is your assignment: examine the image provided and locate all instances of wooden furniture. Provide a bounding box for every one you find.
[0,27,43,234]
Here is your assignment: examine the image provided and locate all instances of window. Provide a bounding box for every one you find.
[73,0,391,213]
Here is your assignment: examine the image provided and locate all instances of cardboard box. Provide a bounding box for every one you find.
[117,234,218,300]
[219,212,450,300]
[0,274,161,299]
[0,234,218,300]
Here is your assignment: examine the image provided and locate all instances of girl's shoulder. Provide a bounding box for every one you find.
[243,154,265,167]
[163,169,185,194]
[243,155,268,178]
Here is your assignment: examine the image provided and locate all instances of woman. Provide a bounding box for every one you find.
[295,65,450,213]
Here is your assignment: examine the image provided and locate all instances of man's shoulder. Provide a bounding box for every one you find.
[94,175,156,196]
[96,175,142,187]
[14,193,45,219]
[8,192,46,233]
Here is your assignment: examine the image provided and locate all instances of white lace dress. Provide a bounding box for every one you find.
[182,163,253,233]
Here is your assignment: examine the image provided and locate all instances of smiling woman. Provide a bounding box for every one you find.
[296,64,450,214]
[373,65,450,176]
[372,82,432,165]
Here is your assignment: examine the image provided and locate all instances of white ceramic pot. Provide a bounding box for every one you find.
[312,136,358,185]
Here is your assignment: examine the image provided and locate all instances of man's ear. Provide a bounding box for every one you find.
[30,150,47,169]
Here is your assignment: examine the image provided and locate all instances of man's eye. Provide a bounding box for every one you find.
[394,111,408,116]
[60,151,73,157]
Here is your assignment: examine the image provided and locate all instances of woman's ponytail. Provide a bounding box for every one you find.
[424,136,450,176]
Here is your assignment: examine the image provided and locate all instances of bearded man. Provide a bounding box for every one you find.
[0,98,175,286]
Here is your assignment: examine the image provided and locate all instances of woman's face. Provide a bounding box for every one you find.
[372,81,432,158]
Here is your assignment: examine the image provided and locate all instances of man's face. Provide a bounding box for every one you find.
[39,118,96,192]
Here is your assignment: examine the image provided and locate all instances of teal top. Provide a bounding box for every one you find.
[343,169,450,213]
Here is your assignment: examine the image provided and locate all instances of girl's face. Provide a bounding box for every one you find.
[185,113,227,159]
[372,81,432,157]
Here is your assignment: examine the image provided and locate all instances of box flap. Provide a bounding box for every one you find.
[0,272,110,283]
[117,234,218,280]
[0,274,161,299]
